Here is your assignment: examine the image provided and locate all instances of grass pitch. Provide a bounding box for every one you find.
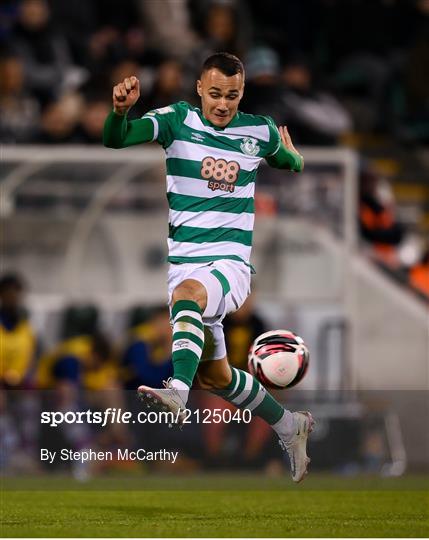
[1,474,428,537]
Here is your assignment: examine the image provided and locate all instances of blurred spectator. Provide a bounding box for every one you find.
[359,169,405,269]
[93,0,142,33]
[0,273,37,388]
[281,55,353,145]
[11,0,86,104]
[39,304,119,383]
[37,328,127,476]
[409,249,429,299]
[0,1,19,46]
[143,60,185,112]
[37,93,82,143]
[74,95,111,144]
[87,26,122,75]
[184,0,251,92]
[36,331,118,391]
[121,305,173,391]
[0,273,40,472]
[0,52,40,142]
[202,2,245,56]
[246,0,320,59]
[47,0,98,66]
[320,0,421,133]
[49,0,139,65]
[137,0,198,59]
[0,0,425,149]
[51,1,138,79]
[123,27,163,68]
[60,304,99,340]
[0,388,20,470]
[319,0,416,67]
[396,2,429,144]
[240,46,284,123]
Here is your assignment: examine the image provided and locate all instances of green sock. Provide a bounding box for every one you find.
[214,367,285,425]
[171,300,204,387]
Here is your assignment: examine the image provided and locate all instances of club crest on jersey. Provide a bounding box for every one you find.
[240,137,260,156]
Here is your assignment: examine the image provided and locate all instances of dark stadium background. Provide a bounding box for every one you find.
[1,0,428,499]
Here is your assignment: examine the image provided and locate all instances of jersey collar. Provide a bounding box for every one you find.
[196,107,240,131]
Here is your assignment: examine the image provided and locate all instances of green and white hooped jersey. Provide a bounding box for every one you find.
[143,101,281,269]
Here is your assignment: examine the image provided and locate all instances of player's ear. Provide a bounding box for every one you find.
[196,79,202,97]
[238,76,245,99]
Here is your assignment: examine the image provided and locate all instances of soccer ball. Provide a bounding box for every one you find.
[248,330,309,389]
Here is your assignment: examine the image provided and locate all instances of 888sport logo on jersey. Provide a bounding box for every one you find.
[200,156,240,193]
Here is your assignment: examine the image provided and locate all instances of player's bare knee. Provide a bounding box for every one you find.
[172,279,207,311]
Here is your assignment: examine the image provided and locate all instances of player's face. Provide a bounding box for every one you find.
[197,68,244,128]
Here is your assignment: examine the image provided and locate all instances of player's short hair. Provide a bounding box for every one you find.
[202,52,244,77]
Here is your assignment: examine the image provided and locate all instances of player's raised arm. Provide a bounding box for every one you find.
[266,125,304,172]
[103,76,155,148]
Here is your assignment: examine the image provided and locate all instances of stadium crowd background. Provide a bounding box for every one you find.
[1,0,428,476]
[1,0,429,149]
[1,0,428,294]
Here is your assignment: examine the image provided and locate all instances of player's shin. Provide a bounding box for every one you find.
[170,300,205,401]
[213,367,295,438]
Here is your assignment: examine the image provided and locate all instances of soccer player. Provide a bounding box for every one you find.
[103,52,314,482]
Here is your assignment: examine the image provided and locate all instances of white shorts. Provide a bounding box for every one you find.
[167,259,251,361]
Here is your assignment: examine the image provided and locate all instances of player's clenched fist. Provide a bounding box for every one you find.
[113,76,140,115]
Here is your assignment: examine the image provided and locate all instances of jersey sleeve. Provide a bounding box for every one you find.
[264,116,304,172]
[263,116,282,158]
[142,101,189,149]
[103,112,154,148]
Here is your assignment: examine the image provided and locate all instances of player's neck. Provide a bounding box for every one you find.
[199,108,239,130]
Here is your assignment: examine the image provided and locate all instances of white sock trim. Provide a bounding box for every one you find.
[244,386,266,411]
[229,368,241,397]
[173,309,202,324]
[173,320,205,342]
[170,379,190,403]
[231,371,254,405]
[271,409,295,440]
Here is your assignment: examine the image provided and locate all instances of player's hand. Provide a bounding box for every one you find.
[278,126,302,158]
[113,76,140,115]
